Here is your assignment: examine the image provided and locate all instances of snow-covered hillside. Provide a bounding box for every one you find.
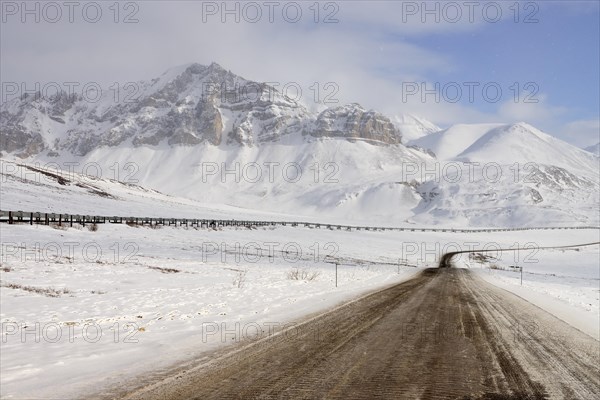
[409,123,504,160]
[456,123,599,177]
[2,139,599,227]
[0,159,302,221]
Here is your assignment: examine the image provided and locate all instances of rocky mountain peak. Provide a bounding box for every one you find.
[310,103,402,145]
[0,63,422,157]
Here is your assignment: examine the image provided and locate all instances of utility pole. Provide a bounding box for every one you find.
[324,258,339,288]
[520,265,523,286]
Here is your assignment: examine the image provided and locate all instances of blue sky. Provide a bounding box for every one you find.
[403,1,599,121]
[1,0,599,146]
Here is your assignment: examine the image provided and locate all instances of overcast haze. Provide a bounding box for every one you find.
[1,0,598,146]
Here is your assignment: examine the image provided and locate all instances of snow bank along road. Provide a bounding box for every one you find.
[121,266,600,399]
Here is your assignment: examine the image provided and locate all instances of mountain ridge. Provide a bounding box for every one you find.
[1,62,414,158]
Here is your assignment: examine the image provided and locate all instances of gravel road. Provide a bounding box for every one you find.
[121,268,599,399]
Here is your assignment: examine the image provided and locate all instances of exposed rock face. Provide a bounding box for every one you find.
[310,103,402,145]
[0,93,61,157]
[2,63,406,156]
[0,124,45,157]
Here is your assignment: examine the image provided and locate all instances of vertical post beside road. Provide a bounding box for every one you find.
[520,265,523,286]
[335,263,338,288]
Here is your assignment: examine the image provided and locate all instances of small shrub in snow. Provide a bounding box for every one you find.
[287,268,321,281]
[148,266,180,274]
[233,269,248,288]
[287,268,299,280]
[2,283,72,297]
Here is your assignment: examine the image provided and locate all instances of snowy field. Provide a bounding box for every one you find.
[0,221,598,399]
[2,222,417,399]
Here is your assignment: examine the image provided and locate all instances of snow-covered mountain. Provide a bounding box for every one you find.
[410,122,599,175]
[0,62,404,158]
[392,114,441,142]
[1,63,598,227]
[584,142,600,156]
